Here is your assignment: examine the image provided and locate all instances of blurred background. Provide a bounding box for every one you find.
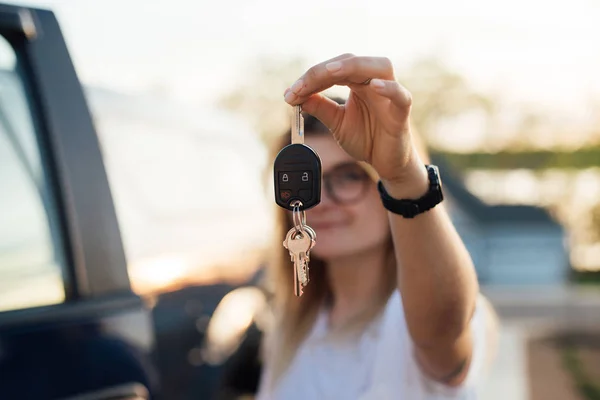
[2,0,600,399]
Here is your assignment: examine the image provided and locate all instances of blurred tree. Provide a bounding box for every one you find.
[400,57,495,145]
[220,56,495,148]
[510,110,546,150]
[436,146,600,170]
[590,203,600,243]
[218,57,307,143]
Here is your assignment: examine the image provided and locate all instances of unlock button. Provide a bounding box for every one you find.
[300,171,311,188]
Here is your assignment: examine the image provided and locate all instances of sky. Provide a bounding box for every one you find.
[3,0,600,297]
[8,0,600,117]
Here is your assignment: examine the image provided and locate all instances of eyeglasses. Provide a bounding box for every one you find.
[322,162,372,205]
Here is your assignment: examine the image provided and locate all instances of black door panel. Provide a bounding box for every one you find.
[0,297,158,400]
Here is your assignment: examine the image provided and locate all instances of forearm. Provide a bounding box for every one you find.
[382,153,479,348]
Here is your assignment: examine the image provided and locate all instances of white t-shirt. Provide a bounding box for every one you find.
[256,291,489,400]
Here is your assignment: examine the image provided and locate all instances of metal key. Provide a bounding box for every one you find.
[283,227,315,296]
[297,224,316,285]
[292,104,304,144]
[299,225,316,284]
[289,230,313,295]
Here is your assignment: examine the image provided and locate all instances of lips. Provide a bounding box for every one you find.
[310,221,348,230]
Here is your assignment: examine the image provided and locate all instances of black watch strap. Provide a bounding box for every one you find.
[377,165,444,218]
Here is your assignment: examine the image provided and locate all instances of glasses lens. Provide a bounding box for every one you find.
[326,163,370,204]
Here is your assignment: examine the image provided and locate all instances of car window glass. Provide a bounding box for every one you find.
[0,35,65,312]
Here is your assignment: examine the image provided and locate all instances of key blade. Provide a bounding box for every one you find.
[293,261,299,296]
[293,257,303,297]
[302,251,311,286]
[297,255,308,286]
[293,252,306,297]
[291,105,304,144]
[292,252,308,294]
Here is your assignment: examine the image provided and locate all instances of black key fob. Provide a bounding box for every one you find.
[274,143,322,210]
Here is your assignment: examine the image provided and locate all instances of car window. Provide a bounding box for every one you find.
[0,35,65,312]
[86,89,273,294]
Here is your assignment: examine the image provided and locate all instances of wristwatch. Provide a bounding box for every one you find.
[377,165,444,218]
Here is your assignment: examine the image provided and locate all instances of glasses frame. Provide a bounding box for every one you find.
[322,162,373,205]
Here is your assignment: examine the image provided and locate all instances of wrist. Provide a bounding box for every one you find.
[380,158,429,200]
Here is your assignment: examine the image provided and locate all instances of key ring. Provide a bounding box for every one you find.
[291,200,306,234]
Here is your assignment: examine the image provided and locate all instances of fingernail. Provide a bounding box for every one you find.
[325,61,342,72]
[371,79,385,89]
[284,91,297,103]
[290,79,304,94]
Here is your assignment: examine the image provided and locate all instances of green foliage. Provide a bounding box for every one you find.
[403,57,494,135]
[435,146,600,171]
[562,346,600,400]
[572,270,600,286]
[591,204,600,243]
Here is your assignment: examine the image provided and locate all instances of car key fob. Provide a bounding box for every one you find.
[274,143,322,210]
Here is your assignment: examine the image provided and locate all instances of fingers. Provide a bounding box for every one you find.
[369,78,412,110]
[284,53,355,104]
[298,93,344,132]
[287,78,412,126]
[327,56,396,84]
[284,55,396,105]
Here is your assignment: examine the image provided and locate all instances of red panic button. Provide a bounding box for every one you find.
[280,190,292,200]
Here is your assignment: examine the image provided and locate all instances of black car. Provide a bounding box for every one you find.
[0,4,267,399]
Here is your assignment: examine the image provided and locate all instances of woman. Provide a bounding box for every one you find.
[257,54,498,399]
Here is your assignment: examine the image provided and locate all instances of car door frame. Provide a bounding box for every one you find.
[0,3,138,327]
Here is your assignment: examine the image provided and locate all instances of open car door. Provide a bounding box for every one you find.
[0,4,158,399]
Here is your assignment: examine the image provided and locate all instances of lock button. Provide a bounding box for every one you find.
[279,172,295,187]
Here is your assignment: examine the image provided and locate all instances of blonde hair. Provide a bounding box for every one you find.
[261,106,430,388]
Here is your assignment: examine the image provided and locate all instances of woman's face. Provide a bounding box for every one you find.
[304,134,390,261]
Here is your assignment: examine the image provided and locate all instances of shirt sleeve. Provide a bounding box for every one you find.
[418,294,492,397]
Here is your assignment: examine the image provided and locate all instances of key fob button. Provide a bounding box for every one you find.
[280,190,292,201]
[280,172,291,184]
[298,189,312,201]
[299,172,311,188]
